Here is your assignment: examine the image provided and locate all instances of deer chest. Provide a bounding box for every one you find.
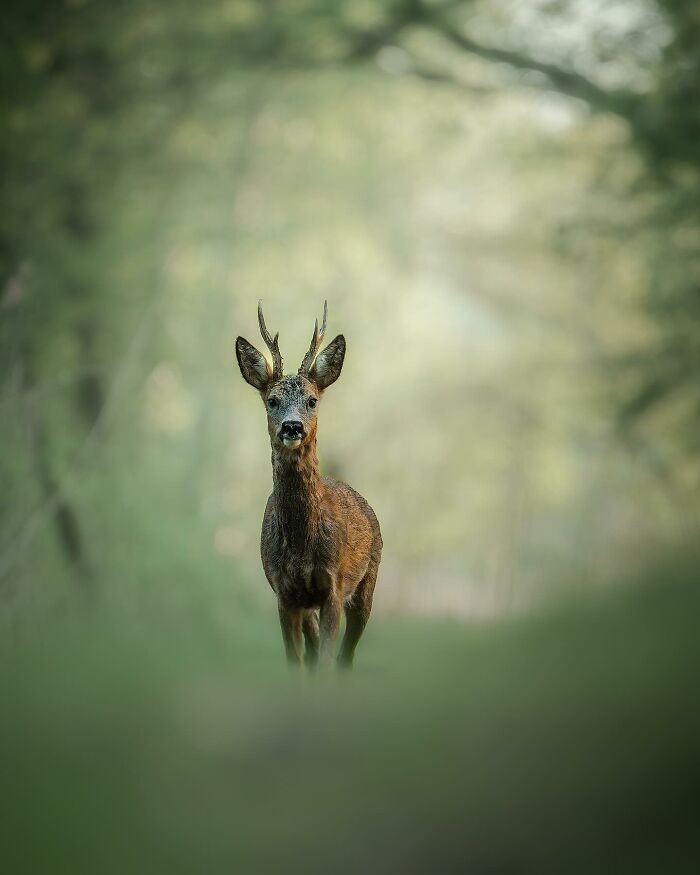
[264,542,332,608]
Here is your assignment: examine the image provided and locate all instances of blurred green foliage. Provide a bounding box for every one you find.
[2,0,699,610]
[1,0,697,609]
[1,2,699,869]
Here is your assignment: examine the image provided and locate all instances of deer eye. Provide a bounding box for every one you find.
[267,398,278,410]
[307,397,317,409]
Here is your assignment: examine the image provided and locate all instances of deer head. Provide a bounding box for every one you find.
[236,301,346,451]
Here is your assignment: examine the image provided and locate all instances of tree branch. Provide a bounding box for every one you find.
[428,17,642,119]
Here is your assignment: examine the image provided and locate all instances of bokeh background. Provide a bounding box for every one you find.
[1,1,699,872]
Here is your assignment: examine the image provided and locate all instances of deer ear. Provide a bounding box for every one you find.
[310,334,345,390]
[236,336,272,390]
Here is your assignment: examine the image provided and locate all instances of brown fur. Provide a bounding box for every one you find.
[236,305,382,669]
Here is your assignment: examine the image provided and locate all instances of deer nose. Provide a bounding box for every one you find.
[280,420,305,440]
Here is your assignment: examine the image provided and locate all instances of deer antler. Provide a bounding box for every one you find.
[298,300,328,376]
[258,300,283,380]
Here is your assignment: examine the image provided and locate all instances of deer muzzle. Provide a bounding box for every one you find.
[279,420,305,449]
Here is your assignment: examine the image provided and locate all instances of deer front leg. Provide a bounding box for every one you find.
[278,603,304,666]
[302,611,320,668]
[319,587,342,665]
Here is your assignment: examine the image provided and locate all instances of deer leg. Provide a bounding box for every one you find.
[302,610,320,667]
[338,561,378,670]
[318,588,343,665]
[278,603,304,666]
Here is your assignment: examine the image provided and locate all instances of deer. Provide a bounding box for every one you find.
[235,301,382,669]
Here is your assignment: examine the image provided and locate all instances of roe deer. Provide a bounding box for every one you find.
[235,301,382,669]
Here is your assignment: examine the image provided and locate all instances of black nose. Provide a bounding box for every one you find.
[280,420,304,439]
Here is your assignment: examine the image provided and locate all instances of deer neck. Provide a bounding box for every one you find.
[271,439,322,548]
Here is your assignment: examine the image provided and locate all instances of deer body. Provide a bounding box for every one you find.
[236,303,381,668]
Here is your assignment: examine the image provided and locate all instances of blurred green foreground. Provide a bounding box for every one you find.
[2,554,699,874]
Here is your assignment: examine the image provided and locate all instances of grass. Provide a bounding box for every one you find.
[1,554,699,874]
